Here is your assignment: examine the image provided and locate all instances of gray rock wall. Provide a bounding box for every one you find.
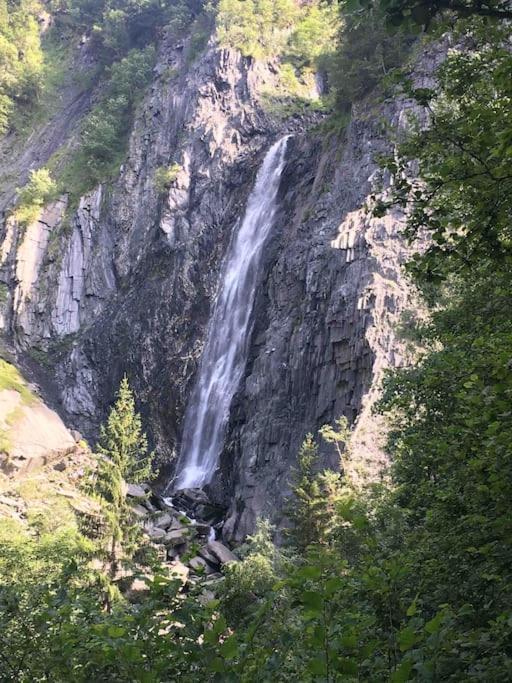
[0,29,438,539]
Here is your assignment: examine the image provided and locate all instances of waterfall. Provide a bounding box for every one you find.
[174,136,290,490]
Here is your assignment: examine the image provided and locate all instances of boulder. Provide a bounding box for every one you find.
[173,488,209,507]
[153,512,174,529]
[164,527,194,546]
[198,545,220,567]
[188,556,211,574]
[167,546,180,560]
[126,575,153,601]
[141,499,157,513]
[207,540,238,565]
[147,526,166,541]
[132,504,149,518]
[126,483,148,499]
[168,560,189,584]
[170,516,190,530]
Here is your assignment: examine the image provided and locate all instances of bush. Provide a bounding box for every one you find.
[60,46,155,200]
[0,0,45,133]
[154,163,181,193]
[14,168,58,225]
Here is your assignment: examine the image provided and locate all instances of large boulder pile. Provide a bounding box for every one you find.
[126,485,238,584]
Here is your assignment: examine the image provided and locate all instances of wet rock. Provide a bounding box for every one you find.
[174,488,209,507]
[194,522,212,536]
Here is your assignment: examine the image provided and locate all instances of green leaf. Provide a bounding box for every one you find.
[107,626,126,638]
[301,590,324,612]
[307,657,327,675]
[406,599,418,617]
[398,626,418,652]
[220,635,238,660]
[209,657,226,673]
[425,611,444,634]
[324,577,343,595]
[390,659,413,682]
[296,565,322,580]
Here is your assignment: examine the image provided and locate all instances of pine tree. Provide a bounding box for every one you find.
[319,416,351,470]
[287,434,343,551]
[82,376,154,610]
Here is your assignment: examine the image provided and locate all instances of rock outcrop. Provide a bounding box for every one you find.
[0,355,76,474]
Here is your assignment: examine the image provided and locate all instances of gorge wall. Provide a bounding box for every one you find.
[0,26,437,539]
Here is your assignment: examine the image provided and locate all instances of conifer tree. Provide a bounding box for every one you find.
[83,376,154,609]
[287,434,342,551]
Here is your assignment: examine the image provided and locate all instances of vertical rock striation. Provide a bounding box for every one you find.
[0,30,439,539]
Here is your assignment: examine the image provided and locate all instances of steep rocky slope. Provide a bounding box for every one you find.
[0,26,436,538]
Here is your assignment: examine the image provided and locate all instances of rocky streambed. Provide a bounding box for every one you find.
[125,484,239,591]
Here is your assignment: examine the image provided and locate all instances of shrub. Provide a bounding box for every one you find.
[14,168,57,226]
[59,46,155,201]
[154,163,181,193]
[0,0,45,133]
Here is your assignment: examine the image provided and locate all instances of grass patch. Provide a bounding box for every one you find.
[0,360,36,405]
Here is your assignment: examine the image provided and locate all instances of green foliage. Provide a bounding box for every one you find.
[59,46,155,199]
[286,1,339,70]
[216,0,299,59]
[0,0,45,133]
[220,519,286,625]
[0,359,35,404]
[3,4,512,681]
[82,376,154,607]
[341,0,512,30]
[376,30,512,287]
[154,163,181,193]
[0,519,96,681]
[319,415,351,465]
[56,0,205,61]
[14,168,58,226]
[286,433,344,551]
[332,7,411,112]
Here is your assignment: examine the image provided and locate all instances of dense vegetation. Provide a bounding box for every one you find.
[1,0,512,680]
[0,0,45,133]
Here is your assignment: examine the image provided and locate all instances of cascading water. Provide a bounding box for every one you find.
[174,136,290,490]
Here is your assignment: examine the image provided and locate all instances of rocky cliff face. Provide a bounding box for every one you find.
[0,27,436,540]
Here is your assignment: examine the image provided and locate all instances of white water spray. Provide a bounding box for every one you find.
[174,136,290,490]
